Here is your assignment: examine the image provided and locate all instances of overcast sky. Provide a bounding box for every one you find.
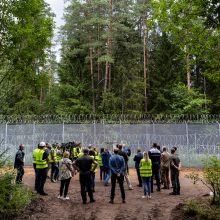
[45,0,66,60]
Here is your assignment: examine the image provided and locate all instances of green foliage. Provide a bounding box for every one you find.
[168,83,209,114]
[0,150,33,219]
[186,156,220,205]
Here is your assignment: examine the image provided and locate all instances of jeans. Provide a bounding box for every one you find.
[104,168,110,185]
[36,168,48,193]
[151,166,160,192]
[16,166,24,183]
[79,173,94,202]
[60,178,71,197]
[51,162,59,181]
[142,177,151,196]
[110,173,125,201]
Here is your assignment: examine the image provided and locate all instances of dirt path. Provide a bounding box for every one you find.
[18,167,208,220]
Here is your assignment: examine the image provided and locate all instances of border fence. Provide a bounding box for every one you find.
[0,114,220,167]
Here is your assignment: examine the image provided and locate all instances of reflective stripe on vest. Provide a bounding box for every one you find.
[33,148,39,164]
[36,149,48,169]
[140,159,152,177]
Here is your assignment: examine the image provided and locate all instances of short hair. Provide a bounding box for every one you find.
[137,149,141,153]
[173,147,177,152]
[100,148,104,153]
[152,143,157,148]
[163,147,167,152]
[83,148,89,154]
[89,150,95,156]
[114,148,119,154]
[118,144,122,150]
[171,148,175,154]
[63,151,70,158]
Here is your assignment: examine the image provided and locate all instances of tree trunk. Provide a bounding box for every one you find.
[186,50,191,90]
[89,39,95,113]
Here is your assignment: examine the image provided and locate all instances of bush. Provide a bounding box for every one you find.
[186,155,220,205]
[0,149,33,219]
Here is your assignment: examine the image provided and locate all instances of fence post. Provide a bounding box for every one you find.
[119,119,122,143]
[81,132,84,147]
[103,119,106,146]
[93,120,96,146]
[4,122,8,150]
[185,122,190,167]
[62,121,65,143]
[32,122,35,148]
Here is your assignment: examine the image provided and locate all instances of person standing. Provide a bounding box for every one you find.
[58,151,75,200]
[140,152,152,198]
[49,144,59,182]
[102,148,111,186]
[109,148,126,204]
[74,148,98,204]
[161,147,170,189]
[133,149,143,187]
[118,144,133,190]
[148,143,161,192]
[33,144,40,190]
[169,148,181,195]
[98,148,104,181]
[36,142,49,196]
[14,144,25,184]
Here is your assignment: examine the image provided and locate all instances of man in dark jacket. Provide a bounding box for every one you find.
[14,144,25,184]
[133,149,143,187]
[102,148,111,186]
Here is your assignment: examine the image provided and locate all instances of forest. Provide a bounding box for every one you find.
[0,0,219,116]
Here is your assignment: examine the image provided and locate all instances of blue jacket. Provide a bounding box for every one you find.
[101,151,111,169]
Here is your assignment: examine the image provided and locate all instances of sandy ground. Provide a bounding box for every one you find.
[17,167,208,220]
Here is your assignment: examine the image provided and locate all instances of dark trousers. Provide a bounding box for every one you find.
[51,162,59,181]
[60,178,71,197]
[91,172,95,191]
[151,167,160,193]
[36,168,48,193]
[110,174,125,201]
[16,166,24,183]
[171,171,180,194]
[79,173,94,202]
[100,166,104,181]
[33,163,37,190]
[136,168,142,186]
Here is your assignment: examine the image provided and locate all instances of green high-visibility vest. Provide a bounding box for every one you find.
[72,148,77,158]
[56,150,63,161]
[97,153,103,167]
[36,149,48,169]
[90,155,97,173]
[48,149,58,163]
[140,159,152,177]
[33,148,39,164]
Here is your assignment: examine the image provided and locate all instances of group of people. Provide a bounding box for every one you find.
[14,141,181,204]
[134,143,181,198]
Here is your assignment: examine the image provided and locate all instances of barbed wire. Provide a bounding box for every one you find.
[0,114,220,124]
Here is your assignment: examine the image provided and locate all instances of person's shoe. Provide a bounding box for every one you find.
[51,179,57,183]
[156,188,161,192]
[122,200,126,203]
[169,192,177,195]
[128,186,134,190]
[176,192,180,195]
[147,195,152,199]
[57,195,62,199]
[109,200,114,204]
[83,201,87,204]
[40,192,48,196]
[142,195,146,199]
[162,187,167,189]
[64,196,70,200]
[90,199,95,203]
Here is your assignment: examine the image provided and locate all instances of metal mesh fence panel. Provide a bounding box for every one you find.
[0,122,220,167]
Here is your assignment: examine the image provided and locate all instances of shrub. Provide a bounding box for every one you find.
[0,149,33,219]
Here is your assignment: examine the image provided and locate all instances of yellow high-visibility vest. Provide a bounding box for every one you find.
[140,159,152,177]
[36,149,48,169]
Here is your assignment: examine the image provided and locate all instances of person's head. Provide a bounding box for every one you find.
[173,147,177,152]
[63,151,70,158]
[118,144,123,151]
[104,148,109,152]
[113,148,119,154]
[143,151,149,161]
[100,148,104,153]
[19,144,25,151]
[88,144,92,149]
[83,148,89,155]
[137,148,141,153]
[39,141,46,149]
[162,147,167,152]
[157,145,161,151]
[152,143,157,148]
[171,148,175,154]
[46,143,51,149]
[89,150,95,156]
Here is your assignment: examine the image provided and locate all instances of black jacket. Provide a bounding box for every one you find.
[133,152,143,169]
[14,150,25,168]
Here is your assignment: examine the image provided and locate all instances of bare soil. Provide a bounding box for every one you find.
[17,167,208,220]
